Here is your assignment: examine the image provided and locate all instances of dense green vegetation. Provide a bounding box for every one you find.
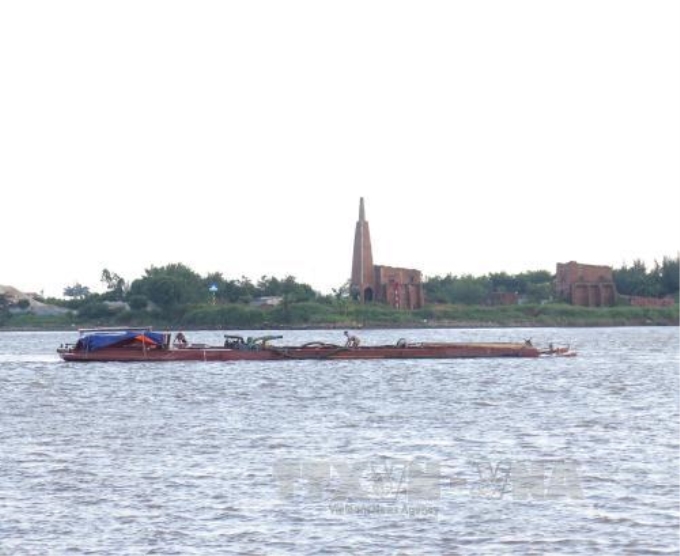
[613,256,679,298]
[0,294,9,327]
[424,270,554,305]
[1,258,678,330]
[424,257,679,305]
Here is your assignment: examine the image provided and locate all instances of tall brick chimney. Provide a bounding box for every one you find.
[350,197,375,302]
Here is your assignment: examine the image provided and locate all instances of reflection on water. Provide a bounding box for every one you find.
[0,327,678,555]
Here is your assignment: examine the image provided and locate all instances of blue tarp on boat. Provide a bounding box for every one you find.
[78,331,165,351]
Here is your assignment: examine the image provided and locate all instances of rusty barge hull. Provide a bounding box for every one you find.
[58,342,542,362]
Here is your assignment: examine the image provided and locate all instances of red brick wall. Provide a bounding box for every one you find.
[629,296,674,307]
[571,283,616,307]
[373,265,424,309]
[556,261,616,306]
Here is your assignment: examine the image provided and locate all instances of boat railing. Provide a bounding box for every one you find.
[78,326,155,335]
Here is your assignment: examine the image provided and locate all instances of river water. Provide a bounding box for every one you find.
[0,327,677,555]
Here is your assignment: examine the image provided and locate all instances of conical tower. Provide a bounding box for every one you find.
[350,197,375,302]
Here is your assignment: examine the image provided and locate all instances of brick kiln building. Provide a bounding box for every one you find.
[555,261,617,307]
[350,198,424,310]
[555,261,675,308]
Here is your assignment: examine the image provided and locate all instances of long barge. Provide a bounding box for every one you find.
[57,328,575,362]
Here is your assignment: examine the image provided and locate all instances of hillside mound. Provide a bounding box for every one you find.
[0,285,70,316]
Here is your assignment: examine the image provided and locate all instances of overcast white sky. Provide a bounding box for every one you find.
[1,1,678,298]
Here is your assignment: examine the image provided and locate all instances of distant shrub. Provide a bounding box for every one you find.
[128,295,148,311]
[182,305,265,327]
[269,302,334,324]
[77,302,115,320]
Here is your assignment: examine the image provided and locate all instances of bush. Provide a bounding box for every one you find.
[182,305,265,327]
[77,302,115,320]
[128,295,148,311]
[269,302,334,324]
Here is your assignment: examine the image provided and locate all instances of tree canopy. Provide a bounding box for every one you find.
[613,256,679,298]
[14,256,677,327]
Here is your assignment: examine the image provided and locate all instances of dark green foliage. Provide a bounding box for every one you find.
[48,296,87,310]
[425,270,557,305]
[613,259,653,296]
[489,272,521,293]
[524,282,553,303]
[77,301,116,320]
[424,274,492,304]
[519,270,553,285]
[332,280,351,300]
[8,255,675,330]
[0,294,10,326]
[613,256,679,298]
[426,257,680,306]
[128,295,148,311]
[202,273,254,303]
[659,256,679,295]
[63,283,91,299]
[256,275,317,302]
[182,305,265,327]
[489,270,554,296]
[147,277,184,309]
[100,269,126,301]
[119,265,322,325]
[128,263,207,309]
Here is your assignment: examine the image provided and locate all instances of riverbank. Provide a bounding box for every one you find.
[2,303,677,331]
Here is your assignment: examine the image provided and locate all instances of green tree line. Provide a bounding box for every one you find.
[50,264,318,320]
[2,256,677,328]
[424,270,555,305]
[612,256,679,298]
[424,256,679,305]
